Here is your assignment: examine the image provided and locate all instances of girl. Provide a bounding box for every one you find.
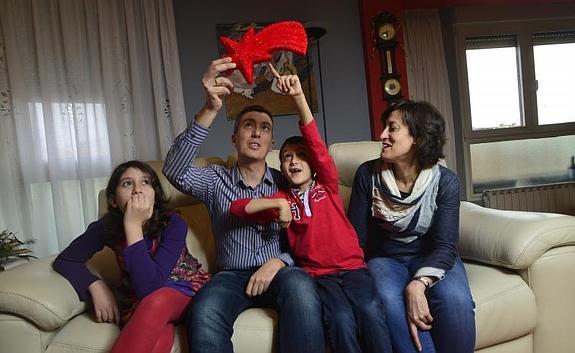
[53,160,210,353]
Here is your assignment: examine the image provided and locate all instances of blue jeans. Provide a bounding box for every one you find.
[368,256,475,353]
[186,266,324,353]
[315,269,393,353]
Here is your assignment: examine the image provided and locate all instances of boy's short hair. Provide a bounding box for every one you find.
[279,135,307,160]
[233,105,274,133]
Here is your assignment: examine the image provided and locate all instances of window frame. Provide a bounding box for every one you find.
[453,11,575,200]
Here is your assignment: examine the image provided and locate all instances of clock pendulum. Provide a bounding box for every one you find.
[371,11,402,102]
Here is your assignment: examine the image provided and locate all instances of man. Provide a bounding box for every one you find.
[163,57,324,353]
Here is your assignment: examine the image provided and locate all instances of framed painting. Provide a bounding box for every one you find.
[215,22,318,120]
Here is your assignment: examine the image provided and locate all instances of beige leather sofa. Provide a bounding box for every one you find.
[1,141,575,353]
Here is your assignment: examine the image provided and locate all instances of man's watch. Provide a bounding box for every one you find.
[415,276,432,291]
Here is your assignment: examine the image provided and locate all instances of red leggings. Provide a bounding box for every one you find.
[110,287,191,353]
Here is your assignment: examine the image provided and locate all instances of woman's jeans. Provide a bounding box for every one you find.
[186,266,324,353]
[368,256,476,353]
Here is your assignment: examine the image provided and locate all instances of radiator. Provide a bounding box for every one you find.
[482,182,575,216]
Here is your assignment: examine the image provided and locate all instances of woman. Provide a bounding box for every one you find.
[348,100,475,353]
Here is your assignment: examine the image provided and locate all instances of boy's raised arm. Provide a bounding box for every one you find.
[269,64,338,190]
[268,64,312,126]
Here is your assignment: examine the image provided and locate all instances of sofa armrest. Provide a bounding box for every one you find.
[459,201,575,269]
[0,256,87,331]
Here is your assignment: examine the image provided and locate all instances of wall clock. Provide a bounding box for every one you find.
[378,22,396,42]
[372,11,402,102]
[384,78,401,96]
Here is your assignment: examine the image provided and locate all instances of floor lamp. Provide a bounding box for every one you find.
[305,27,328,144]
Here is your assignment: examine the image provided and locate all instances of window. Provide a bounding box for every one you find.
[533,33,575,125]
[465,36,522,131]
[453,7,575,199]
[21,101,111,183]
[469,135,575,194]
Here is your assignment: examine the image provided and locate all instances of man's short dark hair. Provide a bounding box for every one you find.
[233,105,274,133]
[382,100,446,169]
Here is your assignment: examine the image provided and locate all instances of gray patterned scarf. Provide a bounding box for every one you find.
[371,160,440,243]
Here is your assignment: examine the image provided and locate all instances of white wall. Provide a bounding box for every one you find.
[173,0,371,158]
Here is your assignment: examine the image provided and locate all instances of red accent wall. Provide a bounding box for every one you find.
[359,0,407,140]
[358,0,573,140]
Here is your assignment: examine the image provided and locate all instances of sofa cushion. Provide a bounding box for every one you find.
[465,262,536,350]
[45,313,186,353]
[329,141,381,187]
[0,313,57,353]
[45,314,119,353]
[231,308,277,353]
[180,203,217,273]
[43,308,276,353]
[459,202,575,269]
[0,257,87,331]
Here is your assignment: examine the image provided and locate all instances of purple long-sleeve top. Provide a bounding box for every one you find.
[53,214,189,300]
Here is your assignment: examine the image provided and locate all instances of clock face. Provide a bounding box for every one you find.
[384,78,401,96]
[378,23,396,41]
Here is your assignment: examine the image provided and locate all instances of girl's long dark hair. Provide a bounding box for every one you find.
[100,160,172,247]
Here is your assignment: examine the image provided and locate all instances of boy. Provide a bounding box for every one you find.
[230,67,392,353]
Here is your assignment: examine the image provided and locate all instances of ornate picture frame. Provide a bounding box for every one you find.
[216,22,318,120]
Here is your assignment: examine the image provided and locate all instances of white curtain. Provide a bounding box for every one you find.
[0,0,186,256]
[402,9,458,171]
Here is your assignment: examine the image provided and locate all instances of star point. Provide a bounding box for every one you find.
[220,28,271,84]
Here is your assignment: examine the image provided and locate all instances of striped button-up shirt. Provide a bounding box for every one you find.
[163,121,293,270]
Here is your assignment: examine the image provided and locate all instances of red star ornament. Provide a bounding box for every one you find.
[220,28,272,85]
[219,21,308,84]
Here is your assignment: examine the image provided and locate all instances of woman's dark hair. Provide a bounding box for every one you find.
[233,105,274,134]
[382,100,446,169]
[101,160,172,247]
